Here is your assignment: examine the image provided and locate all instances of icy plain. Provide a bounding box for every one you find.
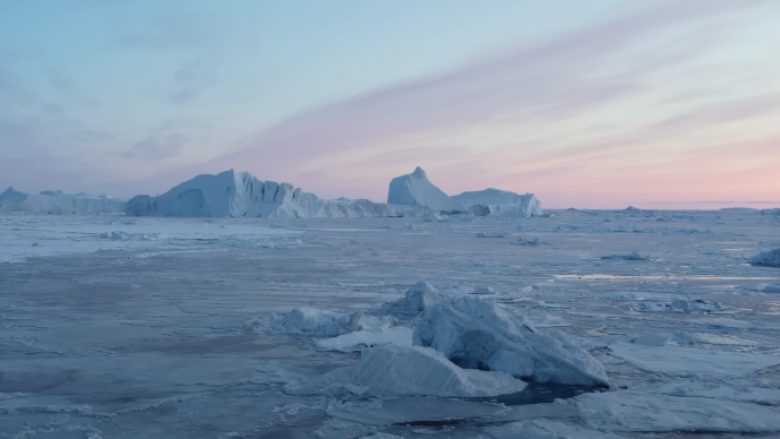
[1,208,780,438]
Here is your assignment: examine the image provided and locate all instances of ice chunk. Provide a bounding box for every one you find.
[486,419,628,439]
[387,167,462,211]
[413,296,609,386]
[381,281,449,316]
[453,188,542,217]
[574,390,780,433]
[609,343,780,378]
[749,248,780,268]
[601,251,648,260]
[287,344,528,398]
[270,308,394,337]
[477,232,506,238]
[761,208,780,215]
[624,206,642,213]
[632,333,669,346]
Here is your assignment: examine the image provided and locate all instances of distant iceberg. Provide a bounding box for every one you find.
[453,188,542,217]
[0,187,125,214]
[127,169,401,218]
[387,167,462,211]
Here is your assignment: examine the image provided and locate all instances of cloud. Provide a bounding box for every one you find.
[195,0,771,178]
[119,134,185,161]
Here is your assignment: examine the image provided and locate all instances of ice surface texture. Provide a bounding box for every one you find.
[127,169,397,218]
[271,307,395,337]
[381,280,450,316]
[749,248,780,268]
[413,296,609,386]
[287,344,527,398]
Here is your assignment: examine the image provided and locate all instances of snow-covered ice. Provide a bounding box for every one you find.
[414,296,609,386]
[287,344,528,397]
[453,188,542,217]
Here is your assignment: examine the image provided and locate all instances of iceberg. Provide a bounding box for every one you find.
[386,167,462,211]
[0,187,125,214]
[381,281,450,316]
[126,170,398,218]
[413,296,609,386]
[453,188,542,217]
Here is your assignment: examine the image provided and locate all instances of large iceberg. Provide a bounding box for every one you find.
[286,344,527,398]
[452,188,542,217]
[127,170,398,218]
[0,187,126,214]
[413,296,609,387]
[387,167,462,211]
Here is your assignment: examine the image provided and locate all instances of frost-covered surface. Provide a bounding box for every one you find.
[127,169,398,218]
[386,166,461,211]
[414,296,609,386]
[0,186,126,214]
[453,188,542,217]
[287,344,528,397]
[3,209,780,437]
[749,248,780,268]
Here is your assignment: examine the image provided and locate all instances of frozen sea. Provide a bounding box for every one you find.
[1,209,780,438]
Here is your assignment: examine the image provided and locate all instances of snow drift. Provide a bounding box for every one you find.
[387,167,462,211]
[749,249,780,268]
[286,344,527,397]
[126,170,398,218]
[453,188,542,217]
[0,187,126,214]
[413,296,609,387]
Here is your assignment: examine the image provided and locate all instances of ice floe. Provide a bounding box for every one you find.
[573,390,780,433]
[381,281,449,316]
[609,342,780,378]
[270,308,395,337]
[414,296,609,386]
[601,251,649,260]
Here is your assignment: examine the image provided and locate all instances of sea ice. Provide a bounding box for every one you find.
[477,232,506,238]
[761,208,780,215]
[574,390,780,433]
[316,326,413,352]
[749,248,780,268]
[486,419,628,439]
[386,167,462,211]
[414,296,609,386]
[609,342,780,378]
[287,344,528,398]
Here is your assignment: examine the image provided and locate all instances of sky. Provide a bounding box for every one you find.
[1,0,779,209]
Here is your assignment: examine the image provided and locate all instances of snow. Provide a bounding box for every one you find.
[574,390,780,433]
[749,248,780,268]
[413,296,609,386]
[287,344,528,398]
[381,281,450,316]
[609,342,780,377]
[453,188,542,217]
[316,326,413,352]
[386,167,462,211]
[0,186,125,214]
[127,169,398,218]
[486,419,629,439]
